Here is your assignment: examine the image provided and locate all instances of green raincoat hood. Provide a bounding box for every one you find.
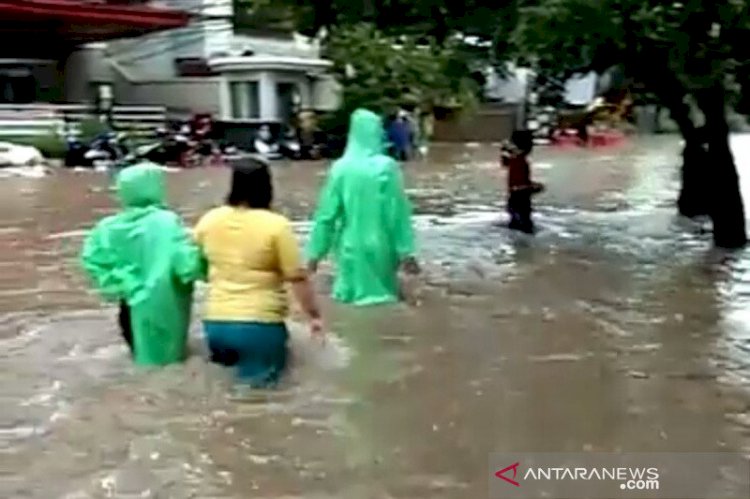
[342,108,386,158]
[116,163,165,208]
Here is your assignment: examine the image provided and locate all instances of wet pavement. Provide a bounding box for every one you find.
[1,136,750,498]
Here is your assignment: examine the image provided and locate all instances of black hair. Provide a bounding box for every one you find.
[511,130,534,155]
[226,157,273,209]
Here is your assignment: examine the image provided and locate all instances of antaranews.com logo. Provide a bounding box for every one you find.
[495,461,660,491]
[488,453,750,499]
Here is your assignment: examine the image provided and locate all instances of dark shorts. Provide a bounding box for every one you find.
[507,189,534,234]
[204,321,289,387]
[118,301,134,354]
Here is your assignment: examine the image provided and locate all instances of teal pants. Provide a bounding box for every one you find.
[203,321,289,387]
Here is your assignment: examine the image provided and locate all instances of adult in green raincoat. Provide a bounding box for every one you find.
[81,163,202,366]
[307,108,418,306]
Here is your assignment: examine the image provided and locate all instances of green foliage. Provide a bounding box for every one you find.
[233,2,499,135]
[510,0,750,105]
[232,0,298,35]
[235,0,515,71]
[324,24,479,130]
[237,0,513,41]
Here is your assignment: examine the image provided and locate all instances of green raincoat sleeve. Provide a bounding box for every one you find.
[81,217,142,302]
[172,222,208,284]
[307,168,343,262]
[80,163,201,366]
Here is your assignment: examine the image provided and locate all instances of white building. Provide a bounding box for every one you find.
[99,0,339,122]
[484,65,599,106]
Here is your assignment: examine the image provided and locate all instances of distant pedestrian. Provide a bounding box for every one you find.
[501,130,544,234]
[387,110,413,161]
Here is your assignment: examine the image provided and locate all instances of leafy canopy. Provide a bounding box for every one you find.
[326,24,479,115]
[511,0,750,106]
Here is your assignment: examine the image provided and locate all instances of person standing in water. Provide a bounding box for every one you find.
[194,158,323,386]
[501,130,543,234]
[387,110,413,161]
[81,162,201,366]
[307,108,419,306]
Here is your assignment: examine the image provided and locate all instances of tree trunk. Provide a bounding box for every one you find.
[678,130,710,218]
[698,88,747,248]
[661,92,710,217]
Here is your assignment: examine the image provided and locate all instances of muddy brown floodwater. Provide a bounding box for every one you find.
[2,137,750,498]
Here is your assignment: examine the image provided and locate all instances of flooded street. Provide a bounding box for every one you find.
[2,136,750,498]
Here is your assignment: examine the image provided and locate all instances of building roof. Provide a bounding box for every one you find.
[0,1,190,44]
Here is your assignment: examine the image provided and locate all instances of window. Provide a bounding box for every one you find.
[0,67,36,104]
[229,81,259,119]
[229,82,242,119]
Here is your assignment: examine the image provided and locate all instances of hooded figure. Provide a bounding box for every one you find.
[306,109,417,306]
[81,163,202,365]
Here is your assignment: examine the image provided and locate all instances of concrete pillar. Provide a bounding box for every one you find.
[64,43,112,103]
[300,77,313,109]
[259,71,278,120]
[218,76,231,120]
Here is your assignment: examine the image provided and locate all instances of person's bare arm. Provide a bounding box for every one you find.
[288,275,324,339]
[277,221,324,340]
[288,274,321,320]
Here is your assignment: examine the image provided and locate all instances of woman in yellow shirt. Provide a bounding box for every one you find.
[194,158,322,386]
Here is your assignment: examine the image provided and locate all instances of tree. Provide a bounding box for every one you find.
[233,0,516,67]
[511,0,749,248]
[322,24,479,129]
[232,1,506,142]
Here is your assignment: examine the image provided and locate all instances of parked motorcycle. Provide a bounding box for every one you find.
[64,136,88,167]
[65,132,127,168]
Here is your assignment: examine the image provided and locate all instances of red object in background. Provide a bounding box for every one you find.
[190,114,213,139]
[589,130,626,147]
[0,0,189,43]
[552,129,626,148]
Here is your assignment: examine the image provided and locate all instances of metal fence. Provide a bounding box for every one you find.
[0,103,166,139]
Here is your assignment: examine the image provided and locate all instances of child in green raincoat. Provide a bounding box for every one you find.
[306,108,419,306]
[81,162,202,366]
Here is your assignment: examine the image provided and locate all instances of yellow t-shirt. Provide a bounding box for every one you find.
[194,206,303,323]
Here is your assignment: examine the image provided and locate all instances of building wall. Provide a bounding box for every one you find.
[312,74,341,112]
[485,66,598,106]
[113,76,222,118]
[64,44,113,103]
[199,0,233,57]
[106,28,202,80]
[101,0,339,115]
[433,104,519,143]
[219,70,315,121]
